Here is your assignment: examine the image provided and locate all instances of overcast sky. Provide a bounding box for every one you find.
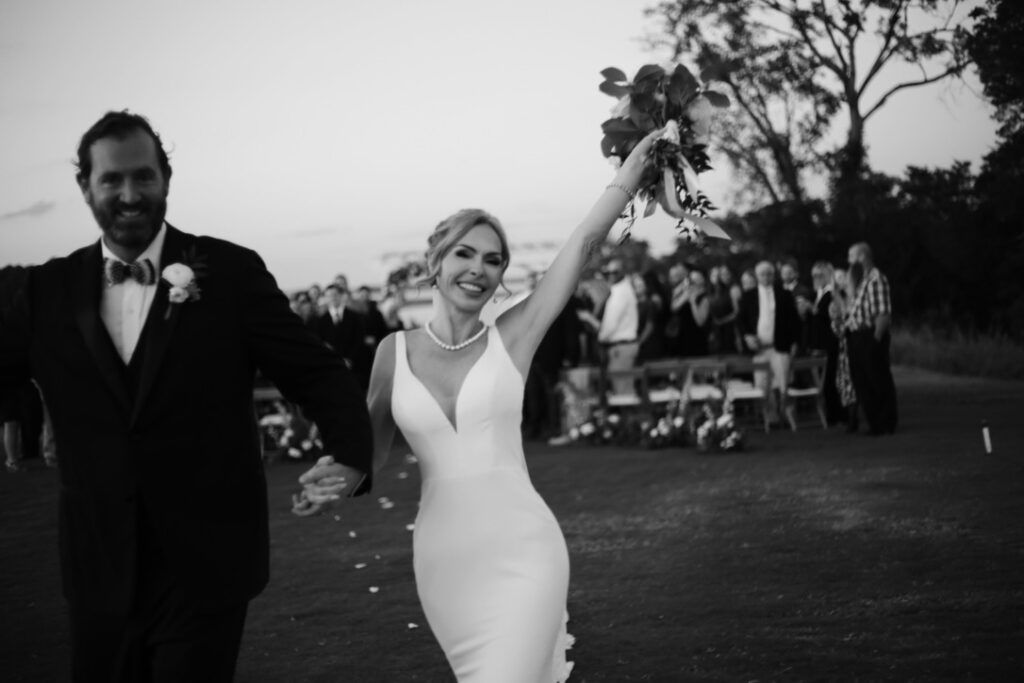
[0,0,997,290]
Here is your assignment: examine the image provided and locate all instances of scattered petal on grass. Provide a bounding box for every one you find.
[381,501,395,510]
[334,515,341,521]
[377,496,390,504]
[407,623,419,629]
[404,453,418,464]
[354,563,367,569]
[369,586,380,593]
[348,531,357,538]
[374,554,381,560]
[397,471,409,479]
[405,523,415,531]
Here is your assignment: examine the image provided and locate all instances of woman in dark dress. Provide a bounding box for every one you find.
[808,261,843,425]
[709,265,742,355]
[673,268,712,357]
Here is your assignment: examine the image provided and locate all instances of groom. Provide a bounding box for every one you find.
[0,110,373,681]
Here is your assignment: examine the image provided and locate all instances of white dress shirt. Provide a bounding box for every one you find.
[598,278,639,344]
[100,224,166,364]
[756,284,775,348]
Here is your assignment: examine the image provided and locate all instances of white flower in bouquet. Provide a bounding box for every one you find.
[649,428,659,439]
[686,96,714,144]
[672,416,685,428]
[658,420,671,436]
[607,413,621,425]
[659,119,681,146]
[716,414,733,429]
[610,94,631,118]
[580,422,595,437]
[569,427,580,441]
[602,429,613,440]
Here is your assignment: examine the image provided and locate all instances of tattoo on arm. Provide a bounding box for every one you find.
[581,236,601,262]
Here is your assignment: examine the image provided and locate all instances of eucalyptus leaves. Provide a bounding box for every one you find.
[599,63,733,242]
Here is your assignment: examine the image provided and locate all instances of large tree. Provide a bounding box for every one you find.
[645,0,973,233]
[965,0,1024,336]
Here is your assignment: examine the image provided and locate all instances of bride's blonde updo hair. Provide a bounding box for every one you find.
[423,208,511,286]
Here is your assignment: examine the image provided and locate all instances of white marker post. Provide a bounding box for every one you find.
[981,420,993,455]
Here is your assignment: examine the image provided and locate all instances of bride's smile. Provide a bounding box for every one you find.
[436,224,505,311]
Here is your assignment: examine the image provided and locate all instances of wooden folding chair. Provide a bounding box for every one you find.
[784,355,828,431]
[679,359,726,422]
[600,366,651,415]
[642,359,688,408]
[723,356,771,433]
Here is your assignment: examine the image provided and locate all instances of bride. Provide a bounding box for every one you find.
[300,130,658,681]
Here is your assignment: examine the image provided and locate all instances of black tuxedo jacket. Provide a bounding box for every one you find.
[316,309,366,364]
[0,225,372,614]
[317,308,373,388]
[737,285,801,354]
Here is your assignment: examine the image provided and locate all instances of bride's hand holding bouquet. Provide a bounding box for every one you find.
[598,61,734,242]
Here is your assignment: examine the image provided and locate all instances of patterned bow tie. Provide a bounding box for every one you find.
[105,257,156,286]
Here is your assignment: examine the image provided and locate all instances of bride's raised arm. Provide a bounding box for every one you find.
[498,129,659,360]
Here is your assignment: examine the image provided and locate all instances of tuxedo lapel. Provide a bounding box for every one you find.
[73,242,133,414]
[130,226,190,425]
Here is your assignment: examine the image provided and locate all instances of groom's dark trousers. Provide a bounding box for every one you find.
[0,225,374,681]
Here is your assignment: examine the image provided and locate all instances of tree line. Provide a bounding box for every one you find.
[640,0,1023,339]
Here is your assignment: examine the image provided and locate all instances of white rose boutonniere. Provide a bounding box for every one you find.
[161,248,206,318]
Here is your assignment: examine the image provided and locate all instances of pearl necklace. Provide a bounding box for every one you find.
[424,321,487,352]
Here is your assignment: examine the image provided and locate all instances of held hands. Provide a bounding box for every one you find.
[291,455,365,517]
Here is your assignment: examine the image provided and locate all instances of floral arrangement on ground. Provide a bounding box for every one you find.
[566,405,689,450]
[693,400,744,453]
[258,401,325,461]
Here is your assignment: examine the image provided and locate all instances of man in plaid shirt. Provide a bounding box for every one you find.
[844,242,898,434]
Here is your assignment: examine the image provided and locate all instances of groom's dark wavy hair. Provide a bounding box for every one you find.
[74,110,173,184]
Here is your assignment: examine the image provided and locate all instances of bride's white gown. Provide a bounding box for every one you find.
[392,326,574,682]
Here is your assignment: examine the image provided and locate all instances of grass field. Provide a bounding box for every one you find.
[2,366,1023,682]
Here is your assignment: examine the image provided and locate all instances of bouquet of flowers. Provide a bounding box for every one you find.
[568,409,643,447]
[639,402,688,450]
[693,401,744,453]
[258,401,324,462]
[598,62,733,242]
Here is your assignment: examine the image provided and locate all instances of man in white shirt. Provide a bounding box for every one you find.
[0,110,373,682]
[596,259,639,394]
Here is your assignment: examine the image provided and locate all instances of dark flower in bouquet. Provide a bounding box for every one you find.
[599,62,734,242]
[693,400,744,453]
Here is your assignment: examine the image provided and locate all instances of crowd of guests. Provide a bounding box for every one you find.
[521,241,899,441]
[2,245,898,470]
[285,274,406,391]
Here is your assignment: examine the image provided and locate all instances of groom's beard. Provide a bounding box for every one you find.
[92,194,167,254]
